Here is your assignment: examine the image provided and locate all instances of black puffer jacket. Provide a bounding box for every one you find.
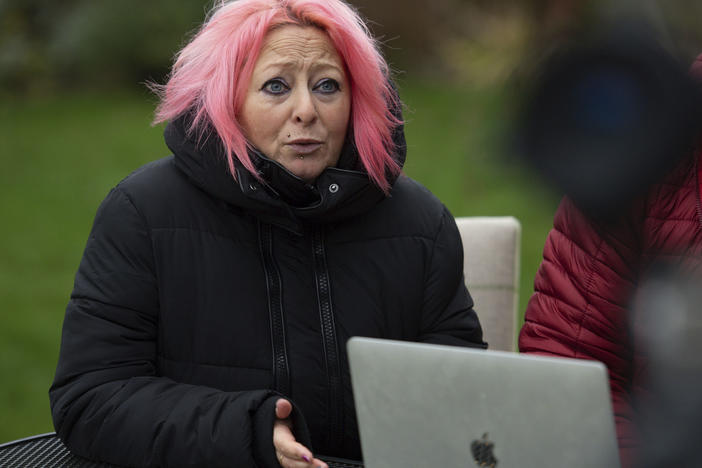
[50,117,485,467]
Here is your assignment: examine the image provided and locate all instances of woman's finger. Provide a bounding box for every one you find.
[277,451,329,468]
[272,400,326,467]
[273,420,314,461]
[274,437,313,462]
[275,398,293,419]
[273,431,321,467]
[310,456,329,468]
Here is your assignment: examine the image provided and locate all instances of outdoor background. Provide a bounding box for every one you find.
[2,0,701,444]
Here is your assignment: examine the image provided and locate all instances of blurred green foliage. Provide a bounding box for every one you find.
[0,0,544,92]
[3,0,701,95]
[0,0,209,93]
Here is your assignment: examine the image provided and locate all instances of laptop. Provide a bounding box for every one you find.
[347,337,620,468]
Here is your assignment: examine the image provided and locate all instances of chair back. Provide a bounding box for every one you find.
[455,216,521,352]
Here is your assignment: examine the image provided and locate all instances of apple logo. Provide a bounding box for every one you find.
[470,433,498,467]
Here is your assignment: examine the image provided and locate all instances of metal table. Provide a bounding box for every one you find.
[0,433,117,467]
[0,433,363,468]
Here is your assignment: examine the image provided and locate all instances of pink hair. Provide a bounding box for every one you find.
[151,0,402,193]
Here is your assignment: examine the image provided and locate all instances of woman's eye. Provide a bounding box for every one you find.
[262,79,289,95]
[315,79,340,94]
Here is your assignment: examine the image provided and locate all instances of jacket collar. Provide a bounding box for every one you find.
[165,115,406,234]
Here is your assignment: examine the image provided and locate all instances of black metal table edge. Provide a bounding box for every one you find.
[0,432,364,468]
[0,432,58,449]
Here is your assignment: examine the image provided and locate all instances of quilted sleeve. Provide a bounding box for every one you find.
[519,196,642,465]
[49,187,311,468]
[417,206,487,348]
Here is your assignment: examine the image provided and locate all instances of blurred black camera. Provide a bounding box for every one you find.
[518,20,702,220]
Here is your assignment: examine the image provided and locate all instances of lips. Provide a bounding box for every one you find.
[287,139,322,155]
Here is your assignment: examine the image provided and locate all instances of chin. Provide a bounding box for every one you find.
[289,164,325,183]
[297,171,322,183]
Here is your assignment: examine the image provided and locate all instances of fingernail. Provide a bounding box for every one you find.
[302,455,311,462]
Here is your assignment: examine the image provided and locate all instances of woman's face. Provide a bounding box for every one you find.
[239,25,351,183]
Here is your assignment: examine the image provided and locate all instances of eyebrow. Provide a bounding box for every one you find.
[260,59,344,75]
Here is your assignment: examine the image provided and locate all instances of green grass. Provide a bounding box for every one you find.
[0,82,559,443]
[0,91,168,442]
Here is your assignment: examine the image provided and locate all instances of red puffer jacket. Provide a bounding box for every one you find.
[520,148,702,468]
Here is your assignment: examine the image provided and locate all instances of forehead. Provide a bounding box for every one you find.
[256,25,344,70]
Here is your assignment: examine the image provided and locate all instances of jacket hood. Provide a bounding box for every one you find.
[165,112,406,233]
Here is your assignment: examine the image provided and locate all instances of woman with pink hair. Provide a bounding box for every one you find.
[49,1,485,467]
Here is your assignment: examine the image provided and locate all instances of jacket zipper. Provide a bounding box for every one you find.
[312,226,344,450]
[258,221,291,396]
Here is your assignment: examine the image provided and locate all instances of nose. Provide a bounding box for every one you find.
[292,88,318,125]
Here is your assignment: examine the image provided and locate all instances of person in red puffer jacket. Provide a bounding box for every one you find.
[520,54,702,468]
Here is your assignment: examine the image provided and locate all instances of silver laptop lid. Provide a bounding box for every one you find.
[347,337,620,468]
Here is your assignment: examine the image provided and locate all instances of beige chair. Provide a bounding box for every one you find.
[455,216,521,352]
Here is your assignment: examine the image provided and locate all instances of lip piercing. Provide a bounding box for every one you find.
[298,155,304,160]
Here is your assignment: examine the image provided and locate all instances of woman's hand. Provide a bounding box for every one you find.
[273,398,328,468]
